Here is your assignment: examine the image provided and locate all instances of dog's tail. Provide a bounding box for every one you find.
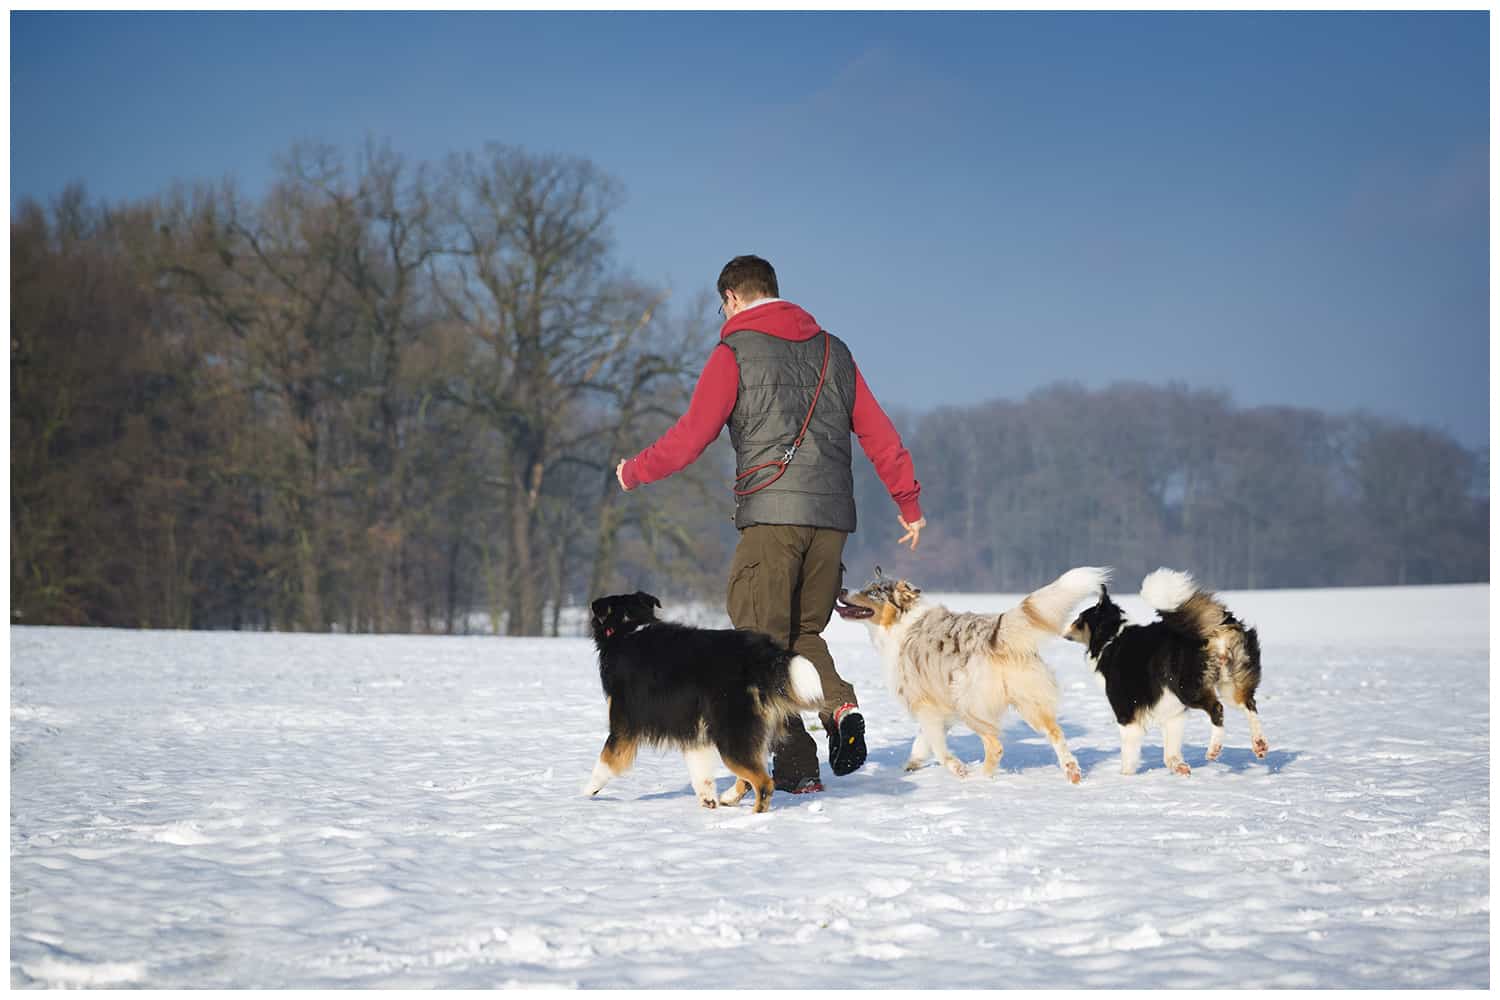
[998,566,1111,650]
[786,655,825,711]
[1141,568,1225,641]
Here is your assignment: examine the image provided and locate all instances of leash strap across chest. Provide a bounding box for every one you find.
[733,331,833,497]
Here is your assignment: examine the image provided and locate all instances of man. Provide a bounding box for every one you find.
[616,255,925,794]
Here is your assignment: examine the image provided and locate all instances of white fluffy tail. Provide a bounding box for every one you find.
[1140,568,1199,612]
[1008,566,1112,645]
[1141,567,1225,640]
[788,655,824,709]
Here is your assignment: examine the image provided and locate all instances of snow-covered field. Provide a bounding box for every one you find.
[10,584,1490,988]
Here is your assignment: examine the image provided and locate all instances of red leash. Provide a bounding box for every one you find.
[733,332,832,497]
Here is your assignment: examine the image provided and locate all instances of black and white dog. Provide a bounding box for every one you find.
[582,591,824,812]
[1064,569,1267,776]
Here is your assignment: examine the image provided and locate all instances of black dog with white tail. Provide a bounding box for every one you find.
[1064,569,1267,776]
[583,591,824,812]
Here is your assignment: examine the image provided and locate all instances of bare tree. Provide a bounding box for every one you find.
[433,144,666,634]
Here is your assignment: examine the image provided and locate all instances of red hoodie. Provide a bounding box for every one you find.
[621,300,923,525]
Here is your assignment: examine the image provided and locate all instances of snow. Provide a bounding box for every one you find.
[10,583,1489,987]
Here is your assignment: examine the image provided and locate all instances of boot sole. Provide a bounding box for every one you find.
[830,712,867,776]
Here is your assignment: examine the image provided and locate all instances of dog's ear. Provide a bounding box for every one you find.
[874,565,884,581]
[1099,584,1110,602]
[591,596,612,617]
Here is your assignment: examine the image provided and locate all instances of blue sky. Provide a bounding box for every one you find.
[11,12,1490,447]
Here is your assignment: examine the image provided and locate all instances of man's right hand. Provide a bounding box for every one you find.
[898,516,926,551]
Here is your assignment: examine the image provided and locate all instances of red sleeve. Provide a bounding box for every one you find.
[852,365,924,523]
[622,345,738,488]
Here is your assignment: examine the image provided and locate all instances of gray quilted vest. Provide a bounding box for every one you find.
[725,329,858,532]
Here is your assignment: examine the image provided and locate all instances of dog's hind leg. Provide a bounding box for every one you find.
[1237,690,1268,758]
[718,778,751,806]
[1162,711,1191,775]
[1204,697,1226,761]
[722,757,775,813]
[960,713,1005,777]
[1016,704,1080,784]
[583,733,638,797]
[683,746,721,809]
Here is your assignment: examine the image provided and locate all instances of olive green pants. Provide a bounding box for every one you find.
[726,524,857,782]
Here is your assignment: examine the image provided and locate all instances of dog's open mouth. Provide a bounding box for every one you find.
[834,591,874,620]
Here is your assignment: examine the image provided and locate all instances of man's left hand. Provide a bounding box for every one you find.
[898,516,926,551]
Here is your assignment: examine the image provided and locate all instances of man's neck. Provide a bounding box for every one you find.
[736,296,782,314]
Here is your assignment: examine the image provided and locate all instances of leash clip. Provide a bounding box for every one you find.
[781,443,799,464]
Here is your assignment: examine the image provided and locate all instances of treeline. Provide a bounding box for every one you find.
[846,382,1488,593]
[12,141,734,634]
[11,142,1487,634]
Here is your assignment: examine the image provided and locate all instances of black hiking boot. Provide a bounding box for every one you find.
[772,750,824,794]
[828,703,867,776]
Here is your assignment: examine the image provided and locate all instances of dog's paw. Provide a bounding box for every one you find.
[904,759,927,772]
[698,797,718,810]
[1064,761,1081,784]
[1169,759,1191,776]
[1205,743,1223,761]
[1252,737,1269,759]
[944,757,968,779]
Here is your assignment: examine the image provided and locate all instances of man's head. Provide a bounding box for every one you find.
[717,255,779,319]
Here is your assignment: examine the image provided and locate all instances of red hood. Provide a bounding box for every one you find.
[720,300,822,342]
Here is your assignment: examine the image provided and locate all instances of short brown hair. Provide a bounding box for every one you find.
[717,255,779,302]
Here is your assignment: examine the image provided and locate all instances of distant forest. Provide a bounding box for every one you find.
[846,383,1487,594]
[11,141,1488,634]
